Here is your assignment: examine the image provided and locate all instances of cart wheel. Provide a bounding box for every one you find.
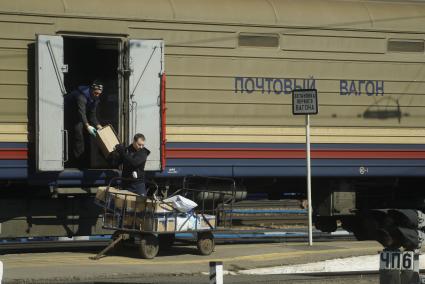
[139,234,159,259]
[159,234,175,249]
[197,231,215,256]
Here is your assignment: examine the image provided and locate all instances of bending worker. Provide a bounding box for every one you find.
[115,133,150,196]
[65,81,103,165]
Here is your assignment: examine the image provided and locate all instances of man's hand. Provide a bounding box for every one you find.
[96,125,102,130]
[115,144,125,154]
[86,125,97,137]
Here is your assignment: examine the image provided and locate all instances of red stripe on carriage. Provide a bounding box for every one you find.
[2,147,425,160]
[0,148,28,160]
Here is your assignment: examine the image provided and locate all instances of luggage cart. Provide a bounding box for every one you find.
[91,176,236,259]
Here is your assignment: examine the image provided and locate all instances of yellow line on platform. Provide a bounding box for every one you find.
[3,245,381,269]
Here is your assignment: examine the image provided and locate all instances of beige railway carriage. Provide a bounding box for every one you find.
[1,0,425,146]
[1,0,425,238]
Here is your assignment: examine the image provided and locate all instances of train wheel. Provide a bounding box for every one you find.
[139,234,159,259]
[197,231,215,256]
[159,234,175,250]
[314,217,337,233]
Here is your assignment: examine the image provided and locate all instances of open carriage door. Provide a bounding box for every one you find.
[36,35,66,171]
[128,40,164,171]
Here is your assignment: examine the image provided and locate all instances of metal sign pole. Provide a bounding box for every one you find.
[292,88,317,247]
[306,114,313,246]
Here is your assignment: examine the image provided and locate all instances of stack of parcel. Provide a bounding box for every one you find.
[95,187,216,233]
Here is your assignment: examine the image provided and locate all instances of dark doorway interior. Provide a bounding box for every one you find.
[63,37,120,169]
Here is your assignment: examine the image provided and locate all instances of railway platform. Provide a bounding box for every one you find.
[1,240,383,283]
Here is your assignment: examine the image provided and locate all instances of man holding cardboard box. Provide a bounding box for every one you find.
[65,81,104,165]
[115,133,150,196]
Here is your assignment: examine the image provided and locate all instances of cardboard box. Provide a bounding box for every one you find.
[197,214,216,230]
[104,212,151,230]
[96,186,138,202]
[141,200,174,214]
[173,213,216,232]
[120,198,174,214]
[151,216,177,232]
[123,215,176,232]
[96,186,141,211]
[176,213,197,231]
[96,125,120,158]
[96,187,174,215]
[104,211,215,233]
[103,213,121,228]
[95,186,117,208]
[136,213,215,232]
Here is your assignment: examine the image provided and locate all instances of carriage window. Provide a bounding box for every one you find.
[387,39,424,53]
[238,33,279,48]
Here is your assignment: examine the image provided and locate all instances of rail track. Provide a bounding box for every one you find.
[221,199,307,227]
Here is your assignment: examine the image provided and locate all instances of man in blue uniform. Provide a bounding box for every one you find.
[65,81,103,165]
[115,133,150,196]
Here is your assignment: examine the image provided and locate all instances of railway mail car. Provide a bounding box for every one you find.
[1,0,425,237]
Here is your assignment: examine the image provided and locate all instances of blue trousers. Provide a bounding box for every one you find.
[127,181,147,196]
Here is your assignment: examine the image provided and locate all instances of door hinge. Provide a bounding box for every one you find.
[118,68,132,76]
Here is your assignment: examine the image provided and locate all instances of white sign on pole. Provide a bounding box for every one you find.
[292,89,318,247]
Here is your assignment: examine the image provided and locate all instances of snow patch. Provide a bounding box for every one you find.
[238,254,425,275]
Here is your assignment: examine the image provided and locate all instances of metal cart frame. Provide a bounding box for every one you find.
[91,176,236,259]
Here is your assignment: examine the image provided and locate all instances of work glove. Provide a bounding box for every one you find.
[115,144,125,154]
[87,125,97,137]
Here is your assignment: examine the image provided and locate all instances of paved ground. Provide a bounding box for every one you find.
[37,274,378,284]
[1,240,383,283]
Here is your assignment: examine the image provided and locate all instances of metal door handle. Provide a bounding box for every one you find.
[63,129,69,163]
